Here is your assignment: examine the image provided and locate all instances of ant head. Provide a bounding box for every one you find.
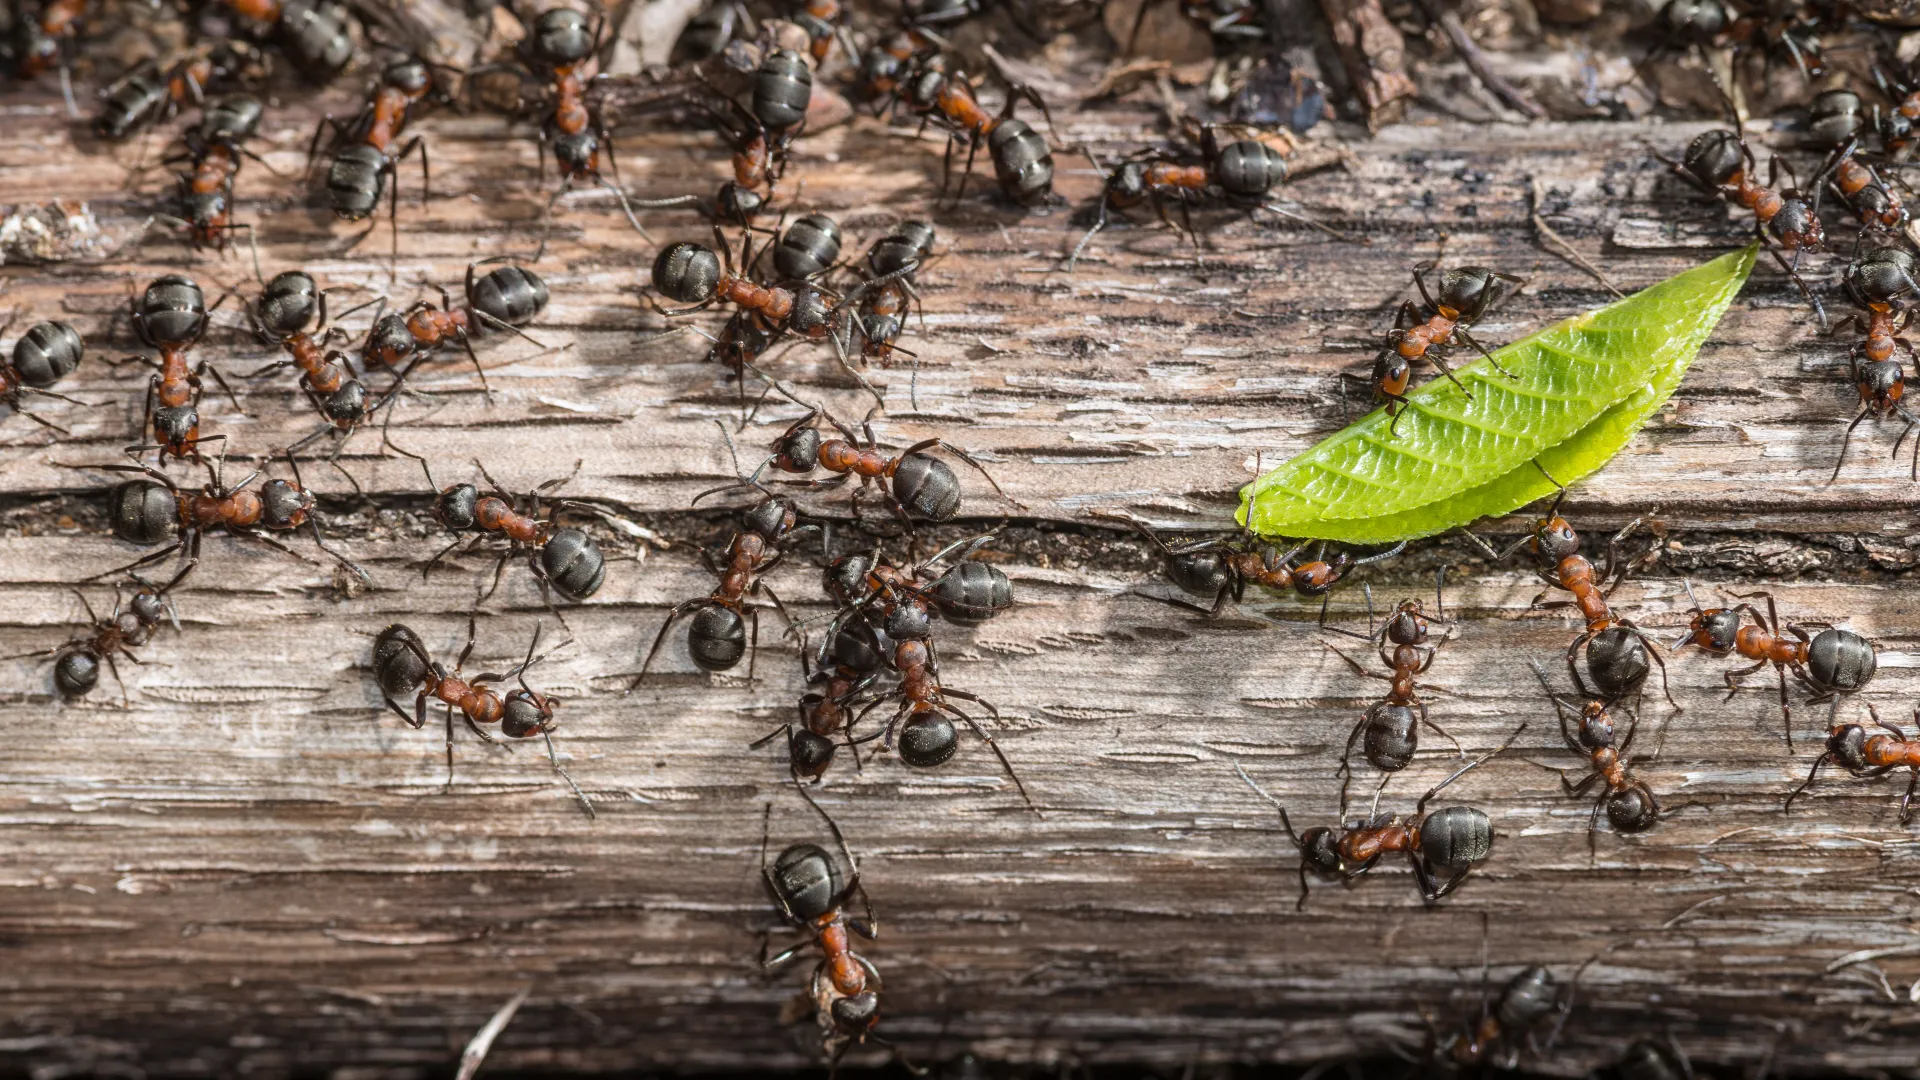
[1808,88,1865,147]
[1105,160,1151,205]
[744,496,798,542]
[1684,606,1740,654]
[1293,550,1354,597]
[1846,246,1920,310]
[823,551,875,604]
[882,597,933,643]
[1530,514,1580,562]
[790,727,837,778]
[1575,701,1615,751]
[433,483,480,531]
[653,242,722,305]
[1371,347,1411,386]
[716,182,765,225]
[1766,199,1823,249]
[153,404,200,450]
[1881,109,1918,150]
[1435,267,1519,323]
[257,271,319,339]
[1606,782,1659,833]
[322,380,370,424]
[1384,599,1428,646]
[366,314,419,366]
[1681,129,1745,189]
[135,274,209,349]
[898,709,958,767]
[830,991,881,1037]
[1417,805,1494,871]
[54,651,101,698]
[1827,723,1870,771]
[861,311,905,356]
[771,841,845,921]
[904,64,946,110]
[127,589,167,628]
[1296,826,1342,875]
[259,478,313,529]
[501,689,557,738]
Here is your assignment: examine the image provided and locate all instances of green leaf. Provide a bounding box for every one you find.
[1238,245,1757,542]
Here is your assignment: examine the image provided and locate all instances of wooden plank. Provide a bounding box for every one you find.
[1,51,1917,1076]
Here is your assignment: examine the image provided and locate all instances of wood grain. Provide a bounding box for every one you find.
[3,36,1920,1077]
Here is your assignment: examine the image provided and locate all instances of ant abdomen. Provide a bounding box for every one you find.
[1418,805,1493,870]
[112,482,180,545]
[688,605,748,670]
[529,7,596,67]
[1607,783,1659,833]
[929,562,1012,624]
[771,842,843,921]
[137,275,209,348]
[790,724,838,778]
[469,265,549,329]
[373,624,430,698]
[1213,139,1287,200]
[1807,628,1877,694]
[12,320,83,387]
[653,242,723,305]
[1583,626,1650,700]
[773,214,842,280]
[892,452,961,521]
[990,119,1053,206]
[55,651,100,697]
[899,709,958,767]
[1362,703,1419,770]
[326,144,389,220]
[1680,129,1743,189]
[752,48,813,133]
[542,527,605,599]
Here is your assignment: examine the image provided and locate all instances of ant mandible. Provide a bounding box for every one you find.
[1345,262,1525,435]
[1235,723,1524,909]
[1088,508,1404,621]
[1673,580,1877,749]
[1828,245,1920,482]
[1786,703,1920,824]
[1465,484,1677,709]
[372,617,593,817]
[0,312,88,435]
[5,565,190,704]
[1529,660,1660,851]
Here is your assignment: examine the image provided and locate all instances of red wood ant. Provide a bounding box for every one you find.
[360,258,553,404]
[1644,1,1824,83]
[219,0,353,80]
[71,448,368,586]
[118,274,242,464]
[761,405,1020,523]
[6,565,189,704]
[879,50,1055,205]
[1828,245,1920,482]
[761,784,898,1065]
[1788,703,1920,824]
[623,494,809,688]
[1529,660,1660,851]
[1235,724,1523,909]
[6,0,87,113]
[1324,580,1463,806]
[755,615,889,780]
[309,53,452,269]
[1068,128,1353,271]
[1088,508,1403,620]
[386,440,607,609]
[0,312,88,435]
[1673,580,1877,749]
[1422,931,1598,1073]
[1659,123,1828,329]
[163,95,272,261]
[244,270,389,457]
[371,617,593,817]
[95,41,264,140]
[1465,486,1676,710]
[631,95,787,227]
[1342,263,1524,434]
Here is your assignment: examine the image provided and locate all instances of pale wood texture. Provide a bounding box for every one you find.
[4,29,1920,1077]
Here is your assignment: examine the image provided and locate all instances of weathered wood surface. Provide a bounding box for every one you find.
[6,39,1920,1076]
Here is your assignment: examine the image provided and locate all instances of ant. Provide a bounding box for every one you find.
[1422,930,1597,1073]
[1068,128,1352,271]
[751,47,812,150]
[1235,723,1524,909]
[0,313,88,434]
[1828,244,1920,482]
[244,270,388,457]
[387,443,607,609]
[760,405,1020,523]
[1786,704,1920,825]
[1465,485,1676,709]
[117,273,242,464]
[755,615,890,780]
[624,494,809,688]
[95,41,262,140]
[1659,120,1828,329]
[846,224,937,402]
[308,53,453,269]
[820,533,1015,633]
[1530,660,1659,850]
[876,49,1054,205]
[1674,580,1877,749]
[788,0,854,65]
[371,617,593,817]
[142,96,277,277]
[72,447,368,585]
[1813,138,1908,240]
[1088,508,1404,620]
[1644,0,1824,83]
[651,227,885,404]
[1608,1036,1695,1080]
[6,565,189,704]
[1874,54,1920,163]
[219,0,353,80]
[1323,579,1463,806]
[1344,263,1525,435]
[761,784,903,1067]
[360,258,553,403]
[5,0,87,114]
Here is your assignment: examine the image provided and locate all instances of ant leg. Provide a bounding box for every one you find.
[1776,663,1795,752]
[1765,241,1829,332]
[1453,326,1517,379]
[1784,752,1832,815]
[1830,405,1876,484]
[382,692,424,729]
[1423,348,1477,402]
[621,601,705,693]
[1417,702,1463,757]
[543,731,596,819]
[1902,768,1920,825]
[443,703,458,793]
[945,702,1039,816]
[1322,642,1392,685]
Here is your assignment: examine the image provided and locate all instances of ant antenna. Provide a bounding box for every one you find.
[1417,722,1528,815]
